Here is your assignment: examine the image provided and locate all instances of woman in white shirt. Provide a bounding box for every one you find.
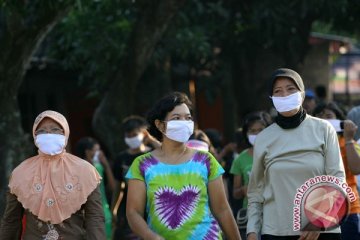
[247,68,345,240]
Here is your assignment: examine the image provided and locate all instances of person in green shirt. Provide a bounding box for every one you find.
[75,137,116,240]
[230,111,272,239]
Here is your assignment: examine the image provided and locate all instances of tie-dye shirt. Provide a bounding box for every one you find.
[126,150,224,240]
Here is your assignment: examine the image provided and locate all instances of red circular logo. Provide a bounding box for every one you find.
[303,184,348,230]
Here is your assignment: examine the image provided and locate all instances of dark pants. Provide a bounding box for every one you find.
[262,233,341,240]
[340,213,360,240]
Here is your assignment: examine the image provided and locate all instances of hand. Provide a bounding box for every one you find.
[247,232,257,240]
[298,231,320,240]
[143,129,161,148]
[98,150,110,167]
[224,142,237,153]
[343,120,358,141]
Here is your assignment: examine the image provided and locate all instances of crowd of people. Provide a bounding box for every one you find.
[1,68,360,240]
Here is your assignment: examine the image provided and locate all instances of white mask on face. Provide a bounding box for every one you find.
[35,134,66,155]
[271,92,303,113]
[165,120,194,143]
[92,150,100,163]
[325,119,343,132]
[248,134,257,146]
[124,133,144,149]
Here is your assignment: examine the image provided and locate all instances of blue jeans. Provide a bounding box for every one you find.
[341,213,360,240]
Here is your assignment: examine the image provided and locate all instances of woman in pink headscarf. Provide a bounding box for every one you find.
[0,110,105,240]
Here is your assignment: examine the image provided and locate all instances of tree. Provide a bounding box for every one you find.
[0,1,74,217]
[92,0,186,158]
[50,0,186,158]
[49,0,360,146]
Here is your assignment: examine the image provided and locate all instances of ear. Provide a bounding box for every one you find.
[155,119,166,133]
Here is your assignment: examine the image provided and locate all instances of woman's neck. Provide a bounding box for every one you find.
[161,138,186,155]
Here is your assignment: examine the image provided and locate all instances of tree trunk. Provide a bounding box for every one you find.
[93,0,186,158]
[0,2,73,218]
[221,64,238,142]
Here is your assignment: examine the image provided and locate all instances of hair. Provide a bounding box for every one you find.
[242,111,272,146]
[189,129,211,145]
[189,129,217,155]
[75,137,98,159]
[122,115,147,133]
[233,128,244,146]
[147,92,192,141]
[315,85,327,99]
[204,128,222,150]
[313,102,346,120]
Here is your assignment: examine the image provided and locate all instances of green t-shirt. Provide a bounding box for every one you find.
[94,163,112,240]
[126,151,224,240]
[230,149,253,208]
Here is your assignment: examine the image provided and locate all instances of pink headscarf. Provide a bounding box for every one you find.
[9,110,101,224]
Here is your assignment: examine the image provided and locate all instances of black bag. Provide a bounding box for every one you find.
[236,208,247,229]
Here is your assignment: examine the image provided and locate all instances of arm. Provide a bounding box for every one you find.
[126,179,164,240]
[246,144,265,239]
[343,120,360,174]
[143,130,161,149]
[230,153,247,199]
[99,151,116,191]
[217,142,236,161]
[111,180,125,219]
[84,186,106,240]
[233,175,247,199]
[0,191,24,240]
[208,176,241,240]
[324,123,345,180]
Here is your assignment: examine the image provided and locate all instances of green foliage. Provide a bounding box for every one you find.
[152,0,233,101]
[312,0,360,40]
[48,0,136,94]
[47,0,360,102]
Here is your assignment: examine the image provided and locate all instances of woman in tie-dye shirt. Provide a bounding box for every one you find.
[126,92,241,240]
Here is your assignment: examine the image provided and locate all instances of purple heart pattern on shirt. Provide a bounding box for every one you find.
[154,185,200,229]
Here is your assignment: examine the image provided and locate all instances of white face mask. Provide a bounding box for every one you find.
[248,134,257,146]
[165,120,194,143]
[35,134,66,155]
[125,133,144,149]
[92,150,100,163]
[271,92,303,113]
[325,119,343,132]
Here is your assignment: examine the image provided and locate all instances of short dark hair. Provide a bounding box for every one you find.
[75,137,98,159]
[313,102,345,120]
[204,128,222,150]
[122,115,147,133]
[147,92,192,141]
[242,111,272,146]
[189,129,217,155]
[189,129,211,146]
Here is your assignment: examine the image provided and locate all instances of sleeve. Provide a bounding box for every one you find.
[229,154,242,175]
[208,152,225,181]
[0,191,24,240]
[324,124,345,181]
[354,142,360,154]
[246,141,265,235]
[125,156,145,181]
[84,186,106,240]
